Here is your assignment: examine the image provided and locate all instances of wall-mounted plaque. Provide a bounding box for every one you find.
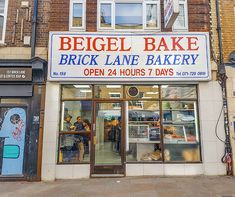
[0,68,32,81]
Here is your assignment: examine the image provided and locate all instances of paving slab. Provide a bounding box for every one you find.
[0,176,235,197]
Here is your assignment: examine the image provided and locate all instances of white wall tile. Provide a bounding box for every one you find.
[202,141,217,163]
[44,103,60,123]
[198,82,213,101]
[45,82,60,102]
[42,142,57,165]
[201,120,218,141]
[56,165,73,179]
[217,163,226,175]
[73,165,90,178]
[143,164,164,176]
[42,121,59,143]
[163,164,185,175]
[126,164,144,176]
[185,164,203,175]
[199,101,216,121]
[41,164,56,181]
[204,163,218,175]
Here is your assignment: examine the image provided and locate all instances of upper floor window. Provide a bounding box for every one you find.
[0,0,8,43]
[69,0,86,30]
[98,0,160,31]
[173,0,188,31]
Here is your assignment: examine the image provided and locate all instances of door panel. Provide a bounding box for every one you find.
[92,102,124,175]
[0,107,27,176]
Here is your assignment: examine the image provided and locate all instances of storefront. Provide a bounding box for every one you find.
[42,33,226,180]
[0,57,47,181]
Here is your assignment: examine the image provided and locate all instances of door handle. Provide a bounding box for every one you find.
[93,136,97,145]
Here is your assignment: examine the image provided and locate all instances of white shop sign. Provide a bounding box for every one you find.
[48,32,211,81]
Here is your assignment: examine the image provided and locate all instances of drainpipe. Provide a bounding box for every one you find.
[215,0,233,175]
[31,0,38,58]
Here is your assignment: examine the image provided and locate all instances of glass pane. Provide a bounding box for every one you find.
[59,133,90,163]
[146,4,158,28]
[115,3,142,29]
[174,4,186,29]
[0,0,5,13]
[161,85,196,99]
[162,101,200,162]
[127,100,161,162]
[95,103,121,165]
[62,85,92,99]
[94,85,123,99]
[61,101,92,131]
[125,85,159,99]
[100,3,112,27]
[164,144,200,162]
[0,16,3,40]
[59,101,92,163]
[73,3,83,27]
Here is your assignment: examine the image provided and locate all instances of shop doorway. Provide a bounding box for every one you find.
[91,102,125,176]
[0,105,27,177]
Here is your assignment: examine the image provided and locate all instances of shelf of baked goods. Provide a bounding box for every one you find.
[129,138,160,143]
[163,124,199,145]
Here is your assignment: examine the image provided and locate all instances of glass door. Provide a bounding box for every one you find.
[91,102,125,175]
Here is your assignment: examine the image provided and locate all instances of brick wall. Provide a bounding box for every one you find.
[220,0,235,62]
[4,0,50,48]
[49,0,210,32]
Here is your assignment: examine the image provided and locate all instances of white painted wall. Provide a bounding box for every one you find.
[41,81,226,180]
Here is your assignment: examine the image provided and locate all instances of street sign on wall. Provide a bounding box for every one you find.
[164,0,179,28]
[48,32,211,81]
[0,68,32,81]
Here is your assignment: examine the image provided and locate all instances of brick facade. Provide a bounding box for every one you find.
[4,0,50,48]
[220,0,235,61]
[48,0,210,32]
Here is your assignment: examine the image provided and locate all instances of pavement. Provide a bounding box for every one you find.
[0,176,235,197]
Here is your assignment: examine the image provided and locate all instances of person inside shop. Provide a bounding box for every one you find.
[82,119,91,154]
[62,115,75,162]
[73,116,85,161]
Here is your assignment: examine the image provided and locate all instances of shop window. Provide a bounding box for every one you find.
[126,100,161,162]
[125,85,159,100]
[94,85,123,99]
[173,0,188,31]
[0,0,8,43]
[59,100,92,163]
[69,0,86,30]
[161,85,196,99]
[162,100,200,162]
[62,85,92,99]
[98,0,160,31]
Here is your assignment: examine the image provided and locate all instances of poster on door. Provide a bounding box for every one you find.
[48,32,211,81]
[0,107,26,176]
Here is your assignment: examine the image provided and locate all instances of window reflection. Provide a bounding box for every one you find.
[146,4,158,28]
[0,16,3,39]
[73,3,83,27]
[174,4,186,29]
[100,3,112,27]
[62,85,92,99]
[115,3,142,29]
[161,85,196,99]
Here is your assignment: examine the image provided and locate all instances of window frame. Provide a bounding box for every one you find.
[0,0,8,44]
[58,84,201,164]
[172,0,188,31]
[69,0,86,31]
[97,0,161,31]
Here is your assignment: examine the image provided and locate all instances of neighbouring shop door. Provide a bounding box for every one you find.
[0,106,27,176]
[91,102,125,175]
